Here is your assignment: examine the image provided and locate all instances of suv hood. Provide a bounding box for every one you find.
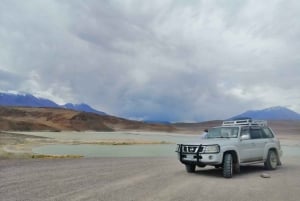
[184,138,239,146]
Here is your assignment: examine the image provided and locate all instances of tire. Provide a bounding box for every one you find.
[223,153,233,178]
[198,164,206,168]
[185,164,196,173]
[264,150,278,170]
[233,162,240,174]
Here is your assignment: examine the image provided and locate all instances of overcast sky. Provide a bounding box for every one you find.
[0,0,300,122]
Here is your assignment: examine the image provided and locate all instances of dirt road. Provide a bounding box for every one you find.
[1,156,300,201]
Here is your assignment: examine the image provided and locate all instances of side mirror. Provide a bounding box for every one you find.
[241,134,250,140]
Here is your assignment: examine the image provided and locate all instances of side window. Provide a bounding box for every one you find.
[241,127,249,135]
[249,128,263,139]
[262,128,274,138]
[241,127,250,137]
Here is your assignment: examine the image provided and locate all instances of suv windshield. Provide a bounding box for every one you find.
[206,127,239,138]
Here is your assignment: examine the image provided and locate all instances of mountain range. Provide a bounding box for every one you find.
[0,92,300,132]
[230,106,300,120]
[1,92,300,121]
[0,92,106,115]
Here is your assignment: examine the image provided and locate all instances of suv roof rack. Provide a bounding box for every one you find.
[222,119,267,126]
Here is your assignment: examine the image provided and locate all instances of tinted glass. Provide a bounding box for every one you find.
[207,127,239,138]
[249,128,263,139]
[262,128,274,138]
[241,127,250,136]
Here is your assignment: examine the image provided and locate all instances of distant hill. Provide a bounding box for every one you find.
[230,106,300,120]
[143,120,171,125]
[63,103,106,115]
[0,92,106,116]
[173,120,223,134]
[0,106,176,132]
[0,105,299,134]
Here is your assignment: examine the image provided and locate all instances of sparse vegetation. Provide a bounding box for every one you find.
[31,154,83,159]
[80,140,172,146]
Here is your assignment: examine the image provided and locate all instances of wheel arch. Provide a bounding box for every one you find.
[223,150,239,164]
[263,146,279,161]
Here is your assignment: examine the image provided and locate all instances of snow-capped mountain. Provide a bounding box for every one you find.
[0,92,106,115]
[230,106,300,120]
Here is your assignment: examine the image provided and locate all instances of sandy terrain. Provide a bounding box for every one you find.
[1,156,300,201]
[1,120,300,201]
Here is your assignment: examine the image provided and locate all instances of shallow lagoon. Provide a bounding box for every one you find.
[24,131,200,157]
[33,144,176,157]
[20,131,200,143]
[17,131,300,158]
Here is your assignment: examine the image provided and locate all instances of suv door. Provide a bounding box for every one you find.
[248,127,267,161]
[239,126,266,162]
[239,126,254,162]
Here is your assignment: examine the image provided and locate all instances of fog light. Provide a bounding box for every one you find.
[209,155,213,160]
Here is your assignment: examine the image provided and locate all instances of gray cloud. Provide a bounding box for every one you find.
[0,0,300,121]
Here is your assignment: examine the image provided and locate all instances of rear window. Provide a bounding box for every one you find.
[262,128,274,138]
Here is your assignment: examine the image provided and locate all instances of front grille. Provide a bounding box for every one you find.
[182,145,201,153]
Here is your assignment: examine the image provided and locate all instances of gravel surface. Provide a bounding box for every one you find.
[1,157,300,201]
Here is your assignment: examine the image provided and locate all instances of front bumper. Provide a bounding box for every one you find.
[176,144,223,165]
[177,153,223,165]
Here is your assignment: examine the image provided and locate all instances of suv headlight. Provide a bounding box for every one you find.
[203,145,220,153]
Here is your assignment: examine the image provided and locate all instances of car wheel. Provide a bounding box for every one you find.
[198,164,206,168]
[185,164,196,173]
[264,150,278,170]
[223,153,233,178]
[233,162,240,174]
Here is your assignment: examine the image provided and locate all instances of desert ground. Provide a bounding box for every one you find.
[1,120,300,201]
[1,156,300,201]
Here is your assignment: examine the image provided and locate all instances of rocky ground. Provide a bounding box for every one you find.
[1,156,300,201]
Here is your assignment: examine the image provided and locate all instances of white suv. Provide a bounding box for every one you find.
[176,119,283,178]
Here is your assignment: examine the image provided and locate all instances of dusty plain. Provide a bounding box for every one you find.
[1,119,300,201]
[1,156,300,201]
